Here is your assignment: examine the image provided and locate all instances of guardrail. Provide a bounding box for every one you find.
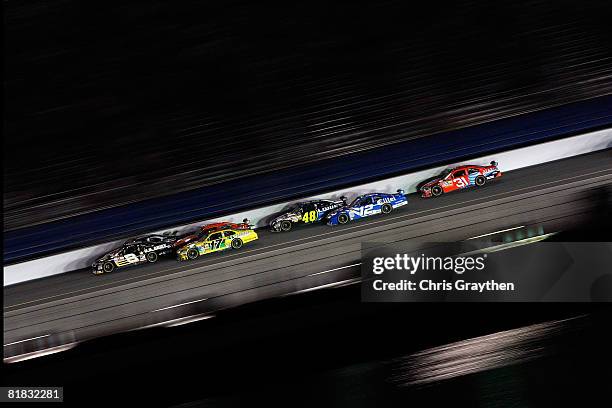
[4,128,611,286]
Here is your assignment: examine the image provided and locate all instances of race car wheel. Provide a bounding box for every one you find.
[102,262,115,273]
[475,175,487,186]
[381,203,393,214]
[146,252,158,263]
[187,248,199,260]
[280,220,292,232]
[231,238,243,249]
[337,213,350,224]
[431,185,443,197]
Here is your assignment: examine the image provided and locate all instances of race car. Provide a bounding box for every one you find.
[176,227,258,261]
[92,234,178,274]
[269,198,347,232]
[173,219,252,248]
[419,161,502,198]
[326,190,407,225]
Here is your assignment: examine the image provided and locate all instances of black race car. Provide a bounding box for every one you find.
[269,198,347,232]
[92,234,178,274]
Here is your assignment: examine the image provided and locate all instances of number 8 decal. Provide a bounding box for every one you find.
[125,253,139,263]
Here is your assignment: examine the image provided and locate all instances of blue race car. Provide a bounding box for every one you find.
[326,190,407,225]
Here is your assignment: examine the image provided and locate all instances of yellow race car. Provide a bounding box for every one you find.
[176,227,258,261]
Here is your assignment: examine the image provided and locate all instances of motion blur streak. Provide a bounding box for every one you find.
[285,278,361,296]
[307,263,362,277]
[151,298,209,313]
[3,334,49,347]
[391,316,584,386]
[5,0,612,235]
[3,342,79,364]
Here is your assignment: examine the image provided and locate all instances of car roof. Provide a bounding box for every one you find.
[357,193,384,198]
[204,228,247,237]
[453,164,485,171]
[298,199,336,205]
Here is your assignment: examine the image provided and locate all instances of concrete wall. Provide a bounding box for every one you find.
[4,128,611,286]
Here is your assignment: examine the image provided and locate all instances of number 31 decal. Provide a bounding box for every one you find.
[454,177,468,188]
[302,210,317,223]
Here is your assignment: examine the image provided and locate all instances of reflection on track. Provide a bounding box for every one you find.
[391,316,583,386]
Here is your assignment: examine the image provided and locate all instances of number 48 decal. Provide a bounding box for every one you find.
[302,210,317,223]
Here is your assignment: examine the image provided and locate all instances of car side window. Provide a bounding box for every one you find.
[208,232,223,241]
[303,203,315,212]
[362,197,372,205]
[224,231,236,238]
[124,245,137,254]
[468,168,479,175]
[453,170,466,178]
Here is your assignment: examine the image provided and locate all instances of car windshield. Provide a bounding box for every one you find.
[350,197,363,207]
[438,168,454,178]
[109,246,122,255]
[288,204,302,214]
[180,228,198,238]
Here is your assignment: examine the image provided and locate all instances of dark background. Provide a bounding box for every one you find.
[4,0,612,229]
[4,1,612,405]
[4,279,612,407]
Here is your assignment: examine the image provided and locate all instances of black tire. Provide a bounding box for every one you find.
[475,175,486,186]
[146,251,158,263]
[187,248,199,260]
[432,185,443,197]
[231,238,243,249]
[280,220,292,232]
[381,203,393,214]
[337,213,350,224]
[102,262,115,273]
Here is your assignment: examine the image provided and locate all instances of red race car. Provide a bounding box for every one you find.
[174,219,251,248]
[419,161,502,198]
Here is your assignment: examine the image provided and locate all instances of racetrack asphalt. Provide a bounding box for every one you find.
[4,149,611,357]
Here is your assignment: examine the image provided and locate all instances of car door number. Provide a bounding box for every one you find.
[302,210,317,223]
[209,239,223,250]
[124,253,140,263]
[352,204,375,217]
[454,177,468,188]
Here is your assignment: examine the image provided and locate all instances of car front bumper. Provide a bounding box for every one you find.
[420,188,433,198]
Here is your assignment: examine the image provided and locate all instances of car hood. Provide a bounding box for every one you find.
[420,178,442,189]
[174,235,198,247]
[271,211,299,223]
[95,249,119,264]
[326,206,350,218]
